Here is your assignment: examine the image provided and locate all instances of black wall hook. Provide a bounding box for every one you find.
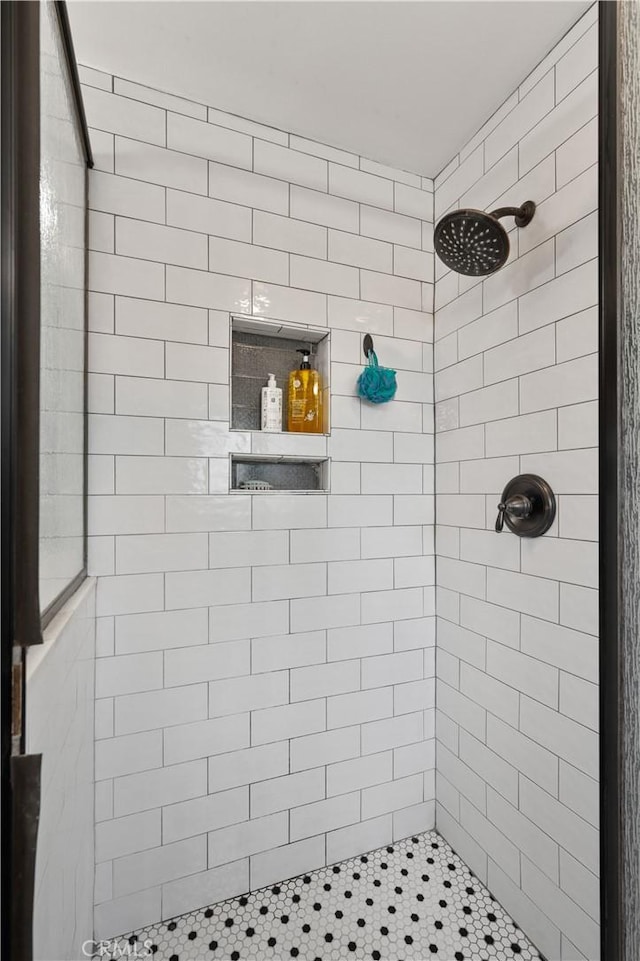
[363,334,374,358]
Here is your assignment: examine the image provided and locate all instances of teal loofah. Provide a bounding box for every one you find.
[357,350,397,404]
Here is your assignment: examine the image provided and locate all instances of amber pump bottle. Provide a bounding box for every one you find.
[287,348,323,433]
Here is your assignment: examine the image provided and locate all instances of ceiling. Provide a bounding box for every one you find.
[68,1,591,178]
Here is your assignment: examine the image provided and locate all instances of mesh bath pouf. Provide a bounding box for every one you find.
[357,350,397,404]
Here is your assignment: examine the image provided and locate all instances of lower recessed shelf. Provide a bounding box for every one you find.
[230,454,329,493]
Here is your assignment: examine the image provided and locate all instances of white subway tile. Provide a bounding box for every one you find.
[435,146,484,219]
[115,608,208,654]
[167,112,251,167]
[362,587,424,625]
[209,671,289,717]
[167,188,251,242]
[459,733,517,806]
[116,296,208,344]
[556,118,598,189]
[290,726,360,772]
[254,211,326,258]
[328,687,393,728]
[251,769,326,817]
[394,182,432,219]
[165,639,249,687]
[116,376,208,419]
[208,107,287,144]
[560,583,598,637]
[521,535,598,588]
[485,410,557,457]
[484,71,555,170]
[520,615,598,682]
[253,562,326,601]
[162,860,249,920]
[252,281,327,326]
[460,662,519,725]
[290,255,359,298]
[97,573,164,616]
[291,792,360,842]
[487,639,558,708]
[290,135,358,168]
[113,836,207,898]
[328,751,393,797]
[83,86,166,146]
[487,714,558,796]
[560,673,598,731]
[290,185,358,232]
[116,533,208,574]
[163,787,248,843]
[328,558,393,595]
[559,761,599,828]
[116,684,208,736]
[96,651,163,699]
[326,815,392,864]
[483,240,555,315]
[484,326,556,386]
[252,699,326,745]
[291,659,360,702]
[89,494,164,536]
[329,164,393,209]
[114,78,205,119]
[329,230,392,273]
[90,414,164,456]
[520,698,598,779]
[251,837,326,891]
[208,161,288,214]
[166,495,251,533]
[361,712,423,755]
[252,630,326,673]
[94,889,161,942]
[208,742,288,791]
[116,137,207,193]
[95,730,162,781]
[115,456,207,496]
[116,218,207,269]
[360,271,421,311]
[89,251,164,300]
[519,260,598,334]
[254,140,327,190]
[163,714,249,765]
[210,599,289,643]
[487,568,558,622]
[114,759,207,817]
[521,71,597,175]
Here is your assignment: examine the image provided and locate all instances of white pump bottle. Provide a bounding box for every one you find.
[261,373,283,432]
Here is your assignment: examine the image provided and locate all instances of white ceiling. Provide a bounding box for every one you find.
[68,1,591,178]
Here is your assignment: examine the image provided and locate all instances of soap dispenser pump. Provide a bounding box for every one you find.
[287,348,323,433]
[261,372,282,432]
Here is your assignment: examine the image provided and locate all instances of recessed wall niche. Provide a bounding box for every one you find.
[230,454,330,493]
[230,316,330,433]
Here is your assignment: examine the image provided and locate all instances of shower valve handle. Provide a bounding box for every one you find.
[495,494,533,533]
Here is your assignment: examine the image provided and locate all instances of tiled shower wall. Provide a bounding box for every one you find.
[433,7,599,961]
[80,68,436,938]
[27,580,96,961]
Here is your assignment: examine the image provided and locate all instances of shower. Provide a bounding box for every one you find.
[434,200,536,276]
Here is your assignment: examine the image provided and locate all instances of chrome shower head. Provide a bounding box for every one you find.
[434,201,536,276]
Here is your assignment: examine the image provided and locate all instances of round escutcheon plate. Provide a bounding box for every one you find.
[499,473,556,537]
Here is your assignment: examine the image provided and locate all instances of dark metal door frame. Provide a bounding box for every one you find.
[1,3,93,957]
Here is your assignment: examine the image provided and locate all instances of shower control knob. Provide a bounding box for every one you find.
[494,474,556,538]
[495,494,533,532]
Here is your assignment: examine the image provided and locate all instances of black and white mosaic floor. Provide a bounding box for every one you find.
[108,831,542,961]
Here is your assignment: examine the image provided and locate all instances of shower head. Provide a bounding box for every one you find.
[434,201,536,277]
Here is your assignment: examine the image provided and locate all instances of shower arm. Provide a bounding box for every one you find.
[489,201,536,228]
